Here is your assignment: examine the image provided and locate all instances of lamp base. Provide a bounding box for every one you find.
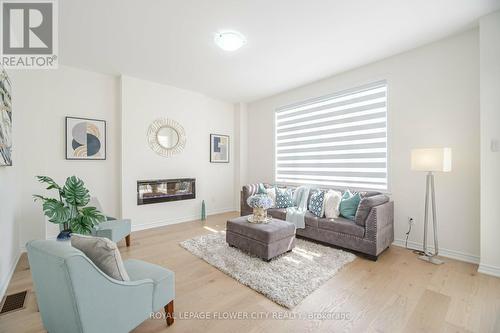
[418,255,444,265]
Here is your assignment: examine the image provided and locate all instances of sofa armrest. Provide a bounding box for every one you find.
[365,201,394,251]
[241,191,252,215]
[354,194,390,226]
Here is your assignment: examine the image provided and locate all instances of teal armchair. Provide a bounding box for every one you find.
[26,240,175,333]
[89,197,132,246]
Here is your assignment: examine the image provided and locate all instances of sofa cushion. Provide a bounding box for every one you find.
[267,208,286,220]
[263,208,319,227]
[354,194,390,226]
[124,259,175,311]
[304,211,320,228]
[318,217,365,238]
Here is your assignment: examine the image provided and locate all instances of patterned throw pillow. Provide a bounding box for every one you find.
[275,187,294,208]
[308,190,325,217]
[339,190,362,220]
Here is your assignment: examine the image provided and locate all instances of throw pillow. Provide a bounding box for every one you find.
[275,187,294,208]
[266,187,276,207]
[339,190,361,220]
[308,190,325,217]
[71,234,130,281]
[323,190,342,218]
[257,183,267,195]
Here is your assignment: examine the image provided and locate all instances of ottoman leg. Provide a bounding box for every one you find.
[125,234,131,247]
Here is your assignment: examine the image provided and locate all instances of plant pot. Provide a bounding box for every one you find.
[57,229,72,241]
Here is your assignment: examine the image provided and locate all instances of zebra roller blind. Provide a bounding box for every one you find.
[275,81,387,190]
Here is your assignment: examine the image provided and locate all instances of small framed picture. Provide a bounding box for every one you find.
[66,116,106,160]
[210,134,229,163]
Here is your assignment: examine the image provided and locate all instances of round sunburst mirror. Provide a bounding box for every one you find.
[147,118,186,157]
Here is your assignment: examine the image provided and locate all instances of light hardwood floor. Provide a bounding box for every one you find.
[1,212,499,333]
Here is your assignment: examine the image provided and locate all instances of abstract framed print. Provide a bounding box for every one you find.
[210,134,229,163]
[66,117,106,160]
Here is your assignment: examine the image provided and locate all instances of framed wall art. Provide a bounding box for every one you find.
[0,67,12,166]
[66,117,106,160]
[210,134,229,163]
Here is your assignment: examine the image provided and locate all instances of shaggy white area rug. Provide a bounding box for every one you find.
[180,232,356,308]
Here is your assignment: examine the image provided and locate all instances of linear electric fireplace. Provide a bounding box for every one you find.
[137,178,196,205]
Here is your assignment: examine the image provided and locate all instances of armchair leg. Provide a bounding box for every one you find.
[165,300,174,326]
[125,234,131,247]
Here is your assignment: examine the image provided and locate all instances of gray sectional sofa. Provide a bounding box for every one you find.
[240,184,394,260]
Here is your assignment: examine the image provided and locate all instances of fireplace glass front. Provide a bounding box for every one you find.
[137,178,196,205]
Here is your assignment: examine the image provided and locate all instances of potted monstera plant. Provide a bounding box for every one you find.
[33,176,105,240]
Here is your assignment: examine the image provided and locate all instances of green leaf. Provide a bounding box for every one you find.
[36,175,62,191]
[62,176,90,207]
[37,198,71,224]
[81,206,105,223]
[70,207,104,235]
[69,216,93,235]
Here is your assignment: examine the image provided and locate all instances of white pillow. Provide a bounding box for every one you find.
[266,187,276,207]
[323,190,342,218]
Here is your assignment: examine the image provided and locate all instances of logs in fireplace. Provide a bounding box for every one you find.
[137,178,196,205]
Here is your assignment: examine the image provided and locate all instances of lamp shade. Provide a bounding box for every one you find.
[411,148,452,172]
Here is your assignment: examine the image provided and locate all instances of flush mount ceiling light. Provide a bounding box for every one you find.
[214,31,246,51]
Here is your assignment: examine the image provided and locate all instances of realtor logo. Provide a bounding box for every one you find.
[0,0,58,68]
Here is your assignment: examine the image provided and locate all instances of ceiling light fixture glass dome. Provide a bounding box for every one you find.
[214,31,247,51]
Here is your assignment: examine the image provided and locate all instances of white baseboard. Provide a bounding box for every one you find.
[392,239,480,264]
[0,249,22,301]
[131,208,235,232]
[478,263,500,278]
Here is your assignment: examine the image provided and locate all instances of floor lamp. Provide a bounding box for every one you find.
[410,148,452,265]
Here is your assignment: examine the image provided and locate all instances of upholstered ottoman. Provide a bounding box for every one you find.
[226,216,296,261]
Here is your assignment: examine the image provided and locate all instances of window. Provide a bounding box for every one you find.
[275,81,387,191]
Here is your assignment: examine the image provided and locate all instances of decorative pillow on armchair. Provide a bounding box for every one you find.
[339,190,361,220]
[275,187,294,208]
[71,234,130,281]
[308,190,325,217]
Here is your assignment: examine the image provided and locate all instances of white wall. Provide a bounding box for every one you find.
[479,11,500,277]
[9,66,121,243]
[121,76,235,230]
[246,30,480,262]
[233,102,248,210]
[0,166,19,299]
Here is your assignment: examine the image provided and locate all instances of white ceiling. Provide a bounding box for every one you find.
[59,0,500,103]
